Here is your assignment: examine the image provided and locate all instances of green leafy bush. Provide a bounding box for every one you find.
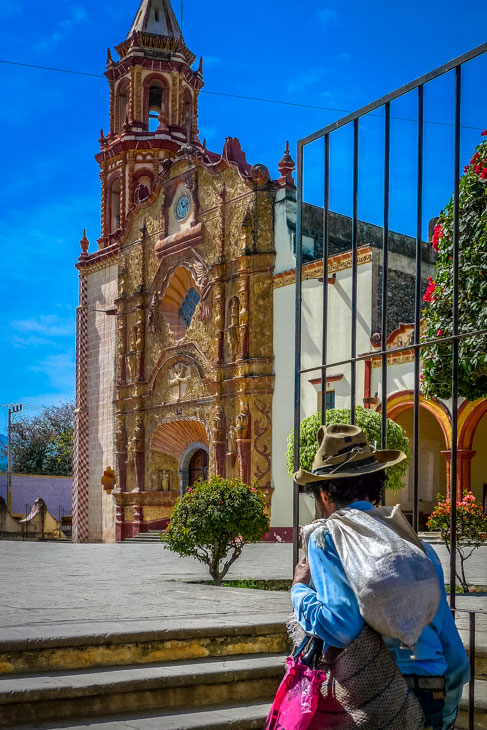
[161,476,270,585]
[286,406,410,492]
[422,132,487,400]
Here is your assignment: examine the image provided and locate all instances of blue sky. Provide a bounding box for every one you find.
[1,0,487,434]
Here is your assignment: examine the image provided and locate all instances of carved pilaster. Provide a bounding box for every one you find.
[109,80,115,135]
[135,66,143,123]
[219,184,226,262]
[211,405,226,478]
[120,154,127,227]
[214,281,225,364]
[100,169,108,241]
[238,272,250,359]
[72,274,89,543]
[127,153,135,211]
[135,298,145,382]
[117,299,127,384]
[115,417,127,493]
[171,72,179,125]
[129,66,136,124]
[235,403,251,485]
[133,417,145,492]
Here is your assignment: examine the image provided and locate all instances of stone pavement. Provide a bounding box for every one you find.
[0,541,485,644]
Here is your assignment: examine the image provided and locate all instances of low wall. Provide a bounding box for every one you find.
[0,474,72,518]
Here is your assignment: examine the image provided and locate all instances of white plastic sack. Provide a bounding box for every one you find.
[315,505,441,647]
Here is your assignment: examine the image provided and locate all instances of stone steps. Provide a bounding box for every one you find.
[123,531,163,543]
[0,619,289,675]
[14,701,272,730]
[0,654,284,728]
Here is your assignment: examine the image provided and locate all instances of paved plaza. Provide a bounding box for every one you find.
[0,541,485,646]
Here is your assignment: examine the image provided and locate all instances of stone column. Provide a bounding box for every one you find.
[238,269,250,359]
[115,418,127,493]
[441,449,476,500]
[72,272,90,543]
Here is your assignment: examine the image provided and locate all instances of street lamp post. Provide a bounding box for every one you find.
[7,404,22,513]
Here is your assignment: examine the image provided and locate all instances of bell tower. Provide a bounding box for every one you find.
[96,0,204,248]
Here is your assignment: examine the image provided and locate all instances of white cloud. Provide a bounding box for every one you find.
[35,5,87,52]
[11,315,75,338]
[29,352,75,391]
[12,335,55,349]
[287,67,328,94]
[317,8,339,24]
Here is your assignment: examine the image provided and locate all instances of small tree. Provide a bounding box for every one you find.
[161,476,270,586]
[427,491,487,592]
[286,406,410,492]
[0,402,74,476]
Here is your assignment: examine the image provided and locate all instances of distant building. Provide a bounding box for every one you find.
[73,0,487,543]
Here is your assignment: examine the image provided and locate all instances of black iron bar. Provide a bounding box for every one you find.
[450,65,461,609]
[469,612,476,730]
[300,43,487,147]
[413,85,424,533]
[321,134,330,422]
[381,102,390,451]
[299,327,487,375]
[351,119,359,424]
[293,142,304,572]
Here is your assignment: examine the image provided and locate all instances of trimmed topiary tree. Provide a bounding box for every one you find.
[422,131,487,400]
[286,406,410,492]
[161,476,270,586]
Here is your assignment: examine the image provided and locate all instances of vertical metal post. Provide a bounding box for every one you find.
[469,612,476,730]
[381,102,390,450]
[350,119,359,424]
[413,85,424,533]
[450,65,461,607]
[293,142,304,571]
[321,134,330,422]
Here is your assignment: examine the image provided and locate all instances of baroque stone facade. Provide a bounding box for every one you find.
[73,0,288,541]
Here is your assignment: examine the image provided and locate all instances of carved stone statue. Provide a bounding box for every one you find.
[226,297,240,361]
[161,470,171,491]
[227,425,236,455]
[168,362,191,401]
[148,292,160,334]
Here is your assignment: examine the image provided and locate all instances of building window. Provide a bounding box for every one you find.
[148,84,164,132]
[179,287,200,328]
[326,390,335,410]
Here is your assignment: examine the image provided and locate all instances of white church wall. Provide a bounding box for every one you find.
[271,260,373,528]
[273,189,296,274]
[86,264,118,542]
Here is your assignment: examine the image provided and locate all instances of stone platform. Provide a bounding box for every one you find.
[0,541,485,729]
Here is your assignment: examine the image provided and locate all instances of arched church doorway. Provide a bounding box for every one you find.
[189,449,209,485]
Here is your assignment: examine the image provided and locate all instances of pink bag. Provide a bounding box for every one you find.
[265,655,326,730]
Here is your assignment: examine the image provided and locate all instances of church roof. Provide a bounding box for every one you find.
[127,0,182,39]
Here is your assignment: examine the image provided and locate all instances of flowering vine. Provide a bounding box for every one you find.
[421,131,487,400]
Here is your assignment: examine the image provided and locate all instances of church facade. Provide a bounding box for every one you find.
[73,0,487,543]
[73,0,294,542]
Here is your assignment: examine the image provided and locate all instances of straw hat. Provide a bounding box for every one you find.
[294,423,406,486]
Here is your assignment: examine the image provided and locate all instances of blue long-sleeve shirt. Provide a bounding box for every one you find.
[291,501,469,729]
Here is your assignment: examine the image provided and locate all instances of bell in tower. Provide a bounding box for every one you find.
[96,0,203,247]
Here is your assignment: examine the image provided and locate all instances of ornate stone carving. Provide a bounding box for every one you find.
[115,418,128,493]
[168,362,191,401]
[254,399,272,483]
[148,292,160,334]
[226,296,240,362]
[211,405,226,477]
[236,402,251,484]
[132,417,145,492]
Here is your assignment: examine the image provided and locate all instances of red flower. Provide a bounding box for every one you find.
[472,152,480,163]
[481,168,487,180]
[423,277,436,303]
[464,165,469,173]
[432,224,442,252]
[482,130,487,136]
[475,163,483,174]
[437,329,443,337]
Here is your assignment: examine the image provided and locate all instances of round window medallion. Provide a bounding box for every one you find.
[175,194,191,221]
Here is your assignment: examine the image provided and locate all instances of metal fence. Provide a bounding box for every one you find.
[294,43,487,728]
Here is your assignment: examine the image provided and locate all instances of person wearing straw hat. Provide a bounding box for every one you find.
[290,423,469,730]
